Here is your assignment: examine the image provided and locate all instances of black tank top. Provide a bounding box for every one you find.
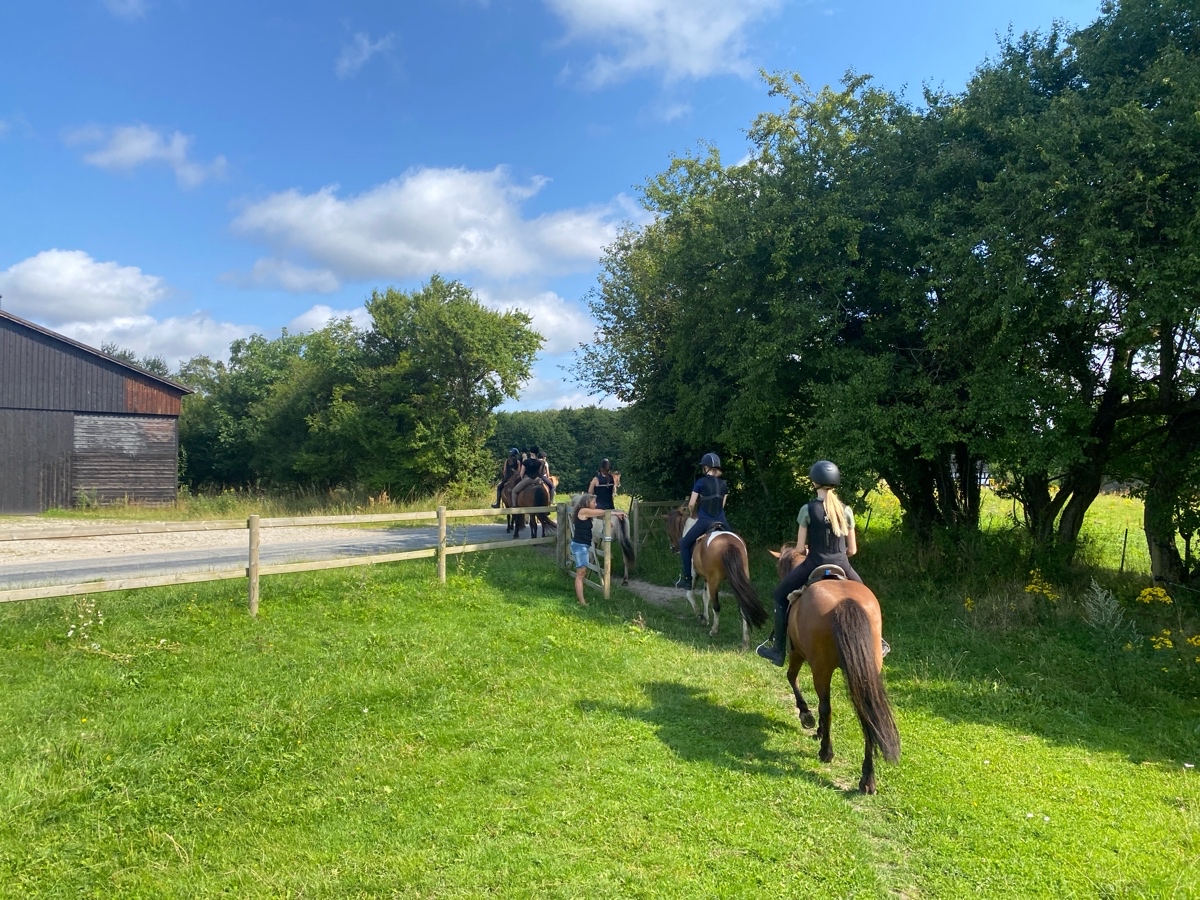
[572,510,593,544]
[593,473,615,509]
[522,457,542,478]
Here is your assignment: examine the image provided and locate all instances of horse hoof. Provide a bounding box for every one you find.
[859,778,877,795]
[819,749,834,763]
[800,713,816,729]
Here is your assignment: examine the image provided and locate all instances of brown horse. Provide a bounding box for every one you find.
[771,545,899,793]
[684,526,769,649]
[506,473,558,538]
[665,504,689,553]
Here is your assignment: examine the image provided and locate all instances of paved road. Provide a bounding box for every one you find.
[0,523,538,589]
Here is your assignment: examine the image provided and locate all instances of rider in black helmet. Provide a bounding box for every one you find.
[587,458,619,510]
[675,452,729,589]
[491,447,523,508]
[510,445,552,504]
[757,460,864,666]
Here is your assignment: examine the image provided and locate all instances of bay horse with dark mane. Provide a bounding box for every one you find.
[771,544,899,793]
[669,507,767,649]
[502,469,558,538]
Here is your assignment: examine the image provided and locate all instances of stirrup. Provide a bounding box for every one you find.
[755,639,785,667]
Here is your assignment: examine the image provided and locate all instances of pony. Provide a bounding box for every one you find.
[770,545,900,794]
[683,520,769,649]
[509,474,559,538]
[666,504,689,552]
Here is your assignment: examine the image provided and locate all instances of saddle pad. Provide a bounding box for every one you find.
[704,530,744,550]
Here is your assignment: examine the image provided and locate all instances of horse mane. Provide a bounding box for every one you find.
[776,542,806,579]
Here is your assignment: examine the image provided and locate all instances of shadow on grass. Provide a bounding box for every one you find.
[579,680,852,793]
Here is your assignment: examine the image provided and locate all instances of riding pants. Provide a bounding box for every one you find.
[679,515,727,580]
[772,553,862,611]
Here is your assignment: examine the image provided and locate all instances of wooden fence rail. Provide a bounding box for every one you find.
[0,498,671,610]
[0,504,562,613]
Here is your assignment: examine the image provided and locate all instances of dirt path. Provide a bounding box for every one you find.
[620,578,685,609]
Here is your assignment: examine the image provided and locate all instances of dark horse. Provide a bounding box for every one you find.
[772,545,900,794]
[677,516,768,649]
[504,471,558,538]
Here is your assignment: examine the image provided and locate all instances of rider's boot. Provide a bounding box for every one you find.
[756,603,788,667]
[674,573,692,590]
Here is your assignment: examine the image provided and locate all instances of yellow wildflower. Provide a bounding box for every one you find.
[964,597,975,612]
[1136,586,1172,605]
[1024,569,1059,602]
[1186,634,1200,648]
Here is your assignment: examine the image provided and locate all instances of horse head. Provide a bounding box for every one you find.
[769,543,807,579]
[666,504,689,552]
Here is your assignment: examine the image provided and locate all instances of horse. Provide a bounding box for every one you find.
[770,545,900,794]
[666,504,690,552]
[681,520,769,649]
[588,512,636,586]
[509,474,559,538]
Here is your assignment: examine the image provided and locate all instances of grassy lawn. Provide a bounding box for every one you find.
[1,513,1197,899]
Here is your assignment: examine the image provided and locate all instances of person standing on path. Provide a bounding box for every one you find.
[569,493,626,606]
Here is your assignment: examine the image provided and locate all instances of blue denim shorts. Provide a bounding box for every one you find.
[570,541,590,569]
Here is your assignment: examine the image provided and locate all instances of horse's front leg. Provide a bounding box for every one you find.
[787,655,815,729]
[685,586,700,620]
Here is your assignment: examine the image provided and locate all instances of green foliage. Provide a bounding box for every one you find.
[582,0,1200,575]
[488,406,630,494]
[177,276,541,498]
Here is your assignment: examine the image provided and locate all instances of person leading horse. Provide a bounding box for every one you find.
[675,452,729,590]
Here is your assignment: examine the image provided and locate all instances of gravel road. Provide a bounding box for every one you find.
[0,519,525,589]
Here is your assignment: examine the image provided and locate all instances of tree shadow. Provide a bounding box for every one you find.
[579,680,847,792]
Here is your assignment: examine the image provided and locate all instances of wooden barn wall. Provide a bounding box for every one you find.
[72,415,179,505]
[0,409,73,513]
[0,318,183,416]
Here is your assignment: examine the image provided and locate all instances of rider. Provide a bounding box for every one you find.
[756,459,863,666]
[674,452,729,589]
[510,445,551,504]
[537,448,556,502]
[587,458,619,510]
[491,447,522,508]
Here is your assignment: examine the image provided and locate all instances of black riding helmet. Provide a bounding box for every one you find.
[700,452,721,469]
[509,447,520,457]
[808,460,841,486]
[599,458,611,472]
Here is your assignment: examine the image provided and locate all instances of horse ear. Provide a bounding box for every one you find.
[768,550,781,558]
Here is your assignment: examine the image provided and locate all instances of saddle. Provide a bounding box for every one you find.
[787,565,849,606]
[806,564,847,585]
[703,521,729,536]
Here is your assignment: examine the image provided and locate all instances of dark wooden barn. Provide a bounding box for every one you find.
[0,310,192,514]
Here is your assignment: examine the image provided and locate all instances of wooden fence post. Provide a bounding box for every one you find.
[247,515,260,616]
[602,509,613,600]
[437,505,447,583]
[631,498,640,554]
[557,502,569,568]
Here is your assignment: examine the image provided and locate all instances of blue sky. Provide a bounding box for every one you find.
[0,0,1102,409]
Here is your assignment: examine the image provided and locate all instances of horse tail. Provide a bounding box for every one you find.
[614,516,636,569]
[832,601,900,764]
[720,543,768,629]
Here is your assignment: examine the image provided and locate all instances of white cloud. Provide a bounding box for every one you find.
[224,258,342,294]
[288,304,372,333]
[68,124,227,189]
[103,0,149,20]
[232,166,643,282]
[545,0,780,85]
[336,31,395,79]
[476,288,594,355]
[508,368,622,411]
[0,249,167,325]
[56,313,253,368]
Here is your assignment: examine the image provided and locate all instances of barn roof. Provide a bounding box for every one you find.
[0,309,193,396]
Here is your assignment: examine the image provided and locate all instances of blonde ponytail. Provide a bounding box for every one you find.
[825,488,849,538]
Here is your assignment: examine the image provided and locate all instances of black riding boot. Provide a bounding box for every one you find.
[756,603,788,667]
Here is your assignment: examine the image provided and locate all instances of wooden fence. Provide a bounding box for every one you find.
[0,498,682,612]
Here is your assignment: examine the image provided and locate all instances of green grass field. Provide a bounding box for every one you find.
[1,498,1197,898]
